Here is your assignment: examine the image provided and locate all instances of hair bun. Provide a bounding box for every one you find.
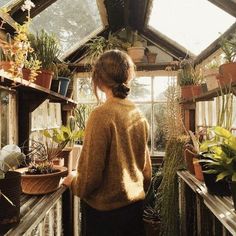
[112,83,130,99]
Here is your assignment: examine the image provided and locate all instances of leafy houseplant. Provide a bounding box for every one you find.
[0,145,25,233]
[84,32,128,66]
[178,60,203,99]
[73,104,93,144]
[218,33,236,84]
[17,138,68,195]
[28,29,60,89]
[43,116,84,172]
[127,30,145,63]
[199,126,236,197]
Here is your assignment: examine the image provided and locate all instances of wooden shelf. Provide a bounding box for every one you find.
[180,82,236,104]
[0,70,77,109]
[74,62,179,72]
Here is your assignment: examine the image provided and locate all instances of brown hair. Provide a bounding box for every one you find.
[92,50,135,100]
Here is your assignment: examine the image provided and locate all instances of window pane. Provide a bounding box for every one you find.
[153,76,176,101]
[31,0,103,56]
[129,77,151,102]
[77,78,96,102]
[153,103,167,152]
[148,0,235,55]
[0,0,13,8]
[137,104,152,149]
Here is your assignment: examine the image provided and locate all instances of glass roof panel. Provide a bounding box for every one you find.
[31,0,103,57]
[148,0,236,55]
[0,0,14,8]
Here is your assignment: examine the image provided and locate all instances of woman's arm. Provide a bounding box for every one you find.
[70,110,111,198]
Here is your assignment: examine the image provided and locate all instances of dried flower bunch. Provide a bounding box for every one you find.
[0,0,41,82]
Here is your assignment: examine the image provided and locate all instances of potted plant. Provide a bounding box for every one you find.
[43,116,84,173]
[28,29,60,89]
[0,35,14,73]
[202,59,220,91]
[56,63,73,96]
[178,59,203,99]
[127,31,145,63]
[199,126,235,197]
[0,145,25,234]
[16,139,68,195]
[185,130,205,181]
[218,33,236,85]
[73,104,93,144]
[145,47,157,64]
[84,32,127,65]
[143,167,162,236]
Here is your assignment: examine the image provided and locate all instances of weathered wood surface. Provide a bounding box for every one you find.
[5,186,67,236]
[178,171,236,235]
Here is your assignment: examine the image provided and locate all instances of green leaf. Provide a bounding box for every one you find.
[214,126,232,139]
[216,171,229,182]
[232,173,236,182]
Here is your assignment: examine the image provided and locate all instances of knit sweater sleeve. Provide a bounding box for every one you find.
[71,109,110,198]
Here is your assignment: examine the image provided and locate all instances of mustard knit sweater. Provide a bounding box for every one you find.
[71,97,152,211]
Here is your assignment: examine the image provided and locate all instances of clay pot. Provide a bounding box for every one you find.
[181,85,201,99]
[35,69,53,89]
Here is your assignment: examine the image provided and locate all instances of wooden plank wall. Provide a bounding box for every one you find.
[0,89,17,147]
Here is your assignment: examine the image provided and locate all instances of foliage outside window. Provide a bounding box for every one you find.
[75,76,176,155]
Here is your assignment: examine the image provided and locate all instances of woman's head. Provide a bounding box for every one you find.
[92,50,135,99]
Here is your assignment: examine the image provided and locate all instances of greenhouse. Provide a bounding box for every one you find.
[0,0,236,235]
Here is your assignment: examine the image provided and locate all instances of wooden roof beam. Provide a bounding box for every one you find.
[208,0,236,17]
[11,0,58,24]
[194,22,236,65]
[141,28,192,60]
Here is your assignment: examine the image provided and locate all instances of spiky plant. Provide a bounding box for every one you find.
[28,29,60,71]
[155,78,188,236]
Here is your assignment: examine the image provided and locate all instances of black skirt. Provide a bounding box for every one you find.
[81,200,145,236]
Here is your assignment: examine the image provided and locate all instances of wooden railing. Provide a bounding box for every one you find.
[4,186,81,236]
[178,171,236,236]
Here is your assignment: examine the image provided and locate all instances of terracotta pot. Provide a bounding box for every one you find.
[193,158,204,181]
[146,52,157,64]
[35,69,53,89]
[181,85,201,99]
[22,68,31,81]
[127,47,145,63]
[0,61,13,73]
[0,171,21,234]
[16,165,68,195]
[184,149,195,175]
[219,62,236,83]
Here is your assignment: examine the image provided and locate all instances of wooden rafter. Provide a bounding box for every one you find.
[11,0,58,23]
[208,0,236,17]
[194,22,236,65]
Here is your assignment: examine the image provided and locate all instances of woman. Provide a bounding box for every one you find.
[63,50,152,236]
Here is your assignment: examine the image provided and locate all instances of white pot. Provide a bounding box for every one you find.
[127,47,145,63]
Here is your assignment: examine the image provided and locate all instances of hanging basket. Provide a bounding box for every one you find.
[16,166,68,195]
[0,171,21,234]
